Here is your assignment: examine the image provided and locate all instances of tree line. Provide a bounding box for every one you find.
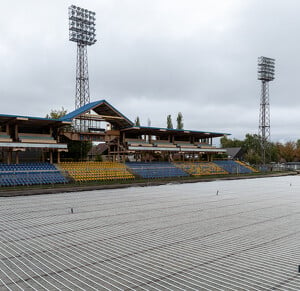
[221,134,300,164]
[135,112,184,129]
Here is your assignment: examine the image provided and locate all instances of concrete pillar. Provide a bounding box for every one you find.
[49,151,53,164]
[14,124,18,140]
[57,151,61,164]
[15,151,19,164]
[7,151,12,165]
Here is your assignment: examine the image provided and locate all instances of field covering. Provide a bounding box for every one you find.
[1,176,300,290]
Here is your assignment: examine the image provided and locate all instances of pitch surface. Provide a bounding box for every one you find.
[1,176,300,290]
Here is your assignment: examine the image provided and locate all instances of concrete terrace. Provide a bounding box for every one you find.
[1,176,300,290]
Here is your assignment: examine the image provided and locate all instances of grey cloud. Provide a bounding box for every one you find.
[0,0,299,141]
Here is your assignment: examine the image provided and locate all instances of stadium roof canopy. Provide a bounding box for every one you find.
[0,114,70,130]
[122,126,230,139]
[60,100,134,128]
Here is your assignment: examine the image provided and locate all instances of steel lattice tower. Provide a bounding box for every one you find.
[69,5,96,130]
[257,56,275,164]
[75,44,90,109]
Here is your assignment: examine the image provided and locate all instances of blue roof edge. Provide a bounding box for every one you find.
[59,100,103,121]
[0,113,61,122]
[59,99,134,126]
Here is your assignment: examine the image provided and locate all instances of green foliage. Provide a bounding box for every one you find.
[46,107,67,119]
[276,141,297,162]
[221,133,300,164]
[167,114,173,129]
[243,134,261,153]
[63,140,92,161]
[220,136,243,148]
[243,149,262,165]
[176,112,183,129]
[95,154,103,162]
[135,116,140,126]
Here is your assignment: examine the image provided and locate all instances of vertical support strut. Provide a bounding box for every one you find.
[259,80,270,164]
[75,43,90,131]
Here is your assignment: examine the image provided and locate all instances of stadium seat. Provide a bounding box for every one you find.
[59,162,134,182]
[213,160,254,174]
[0,163,68,187]
[174,162,228,176]
[126,162,189,179]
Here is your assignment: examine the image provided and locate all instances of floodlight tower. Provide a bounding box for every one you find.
[68,5,96,130]
[257,56,275,165]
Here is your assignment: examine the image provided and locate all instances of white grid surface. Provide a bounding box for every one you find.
[1,176,300,290]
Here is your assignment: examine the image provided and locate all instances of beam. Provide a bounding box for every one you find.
[79,114,125,121]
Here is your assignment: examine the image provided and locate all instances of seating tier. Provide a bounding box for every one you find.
[152,140,177,148]
[0,163,68,187]
[235,160,259,173]
[60,162,135,182]
[174,141,197,149]
[125,139,153,147]
[126,162,189,179]
[0,132,12,142]
[213,160,254,174]
[175,162,228,176]
[19,133,57,144]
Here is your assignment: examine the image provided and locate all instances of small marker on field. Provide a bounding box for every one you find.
[216,190,219,195]
[298,265,300,272]
[71,207,74,214]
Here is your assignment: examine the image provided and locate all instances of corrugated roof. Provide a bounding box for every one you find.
[59,100,133,128]
[0,113,59,122]
[59,100,102,121]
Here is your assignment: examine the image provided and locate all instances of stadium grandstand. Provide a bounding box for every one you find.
[0,100,258,187]
[58,100,228,162]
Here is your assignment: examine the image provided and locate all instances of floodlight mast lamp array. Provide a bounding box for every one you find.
[69,5,96,131]
[257,56,275,165]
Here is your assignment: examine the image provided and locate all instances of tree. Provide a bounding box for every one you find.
[46,108,92,161]
[220,134,273,164]
[276,141,296,162]
[220,136,244,148]
[167,115,173,129]
[244,149,262,165]
[243,134,261,153]
[176,112,183,129]
[62,140,92,161]
[135,116,140,126]
[46,107,67,119]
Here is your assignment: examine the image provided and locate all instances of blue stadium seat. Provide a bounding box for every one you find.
[126,162,189,179]
[0,163,68,187]
[213,160,253,174]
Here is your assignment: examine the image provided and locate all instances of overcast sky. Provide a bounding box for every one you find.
[1,0,300,142]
